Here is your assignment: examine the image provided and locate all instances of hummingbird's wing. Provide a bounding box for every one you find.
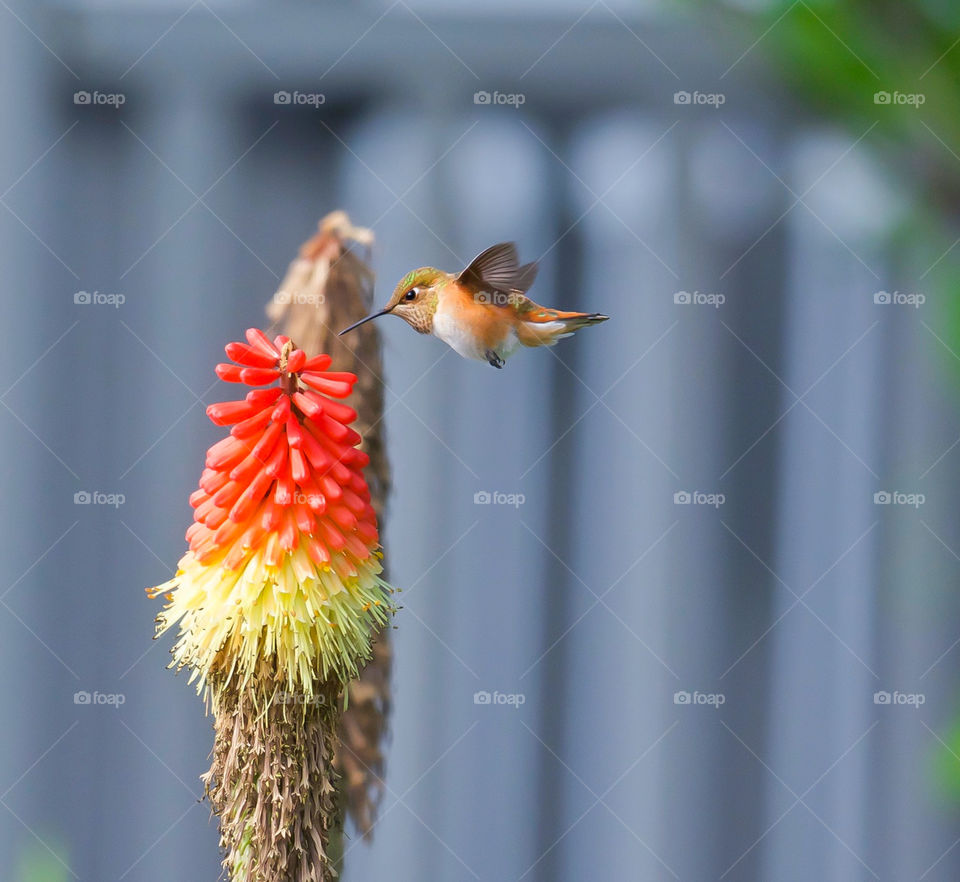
[513,260,538,293]
[458,242,538,294]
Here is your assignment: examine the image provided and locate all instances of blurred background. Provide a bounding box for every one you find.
[2,0,960,879]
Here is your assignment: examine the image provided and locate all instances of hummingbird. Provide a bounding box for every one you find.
[338,242,608,368]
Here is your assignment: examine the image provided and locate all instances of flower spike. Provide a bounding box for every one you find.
[149,330,393,698]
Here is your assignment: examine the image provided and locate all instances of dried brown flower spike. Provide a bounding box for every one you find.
[268,212,394,847]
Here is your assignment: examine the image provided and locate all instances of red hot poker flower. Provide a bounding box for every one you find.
[151,328,393,694]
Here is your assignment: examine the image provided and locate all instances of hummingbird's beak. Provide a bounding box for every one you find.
[338,307,391,336]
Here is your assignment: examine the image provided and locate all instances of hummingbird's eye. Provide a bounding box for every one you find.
[404,288,418,301]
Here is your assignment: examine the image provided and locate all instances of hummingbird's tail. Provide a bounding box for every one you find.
[516,308,609,348]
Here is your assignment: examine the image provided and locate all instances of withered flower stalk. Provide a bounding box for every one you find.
[149,214,395,881]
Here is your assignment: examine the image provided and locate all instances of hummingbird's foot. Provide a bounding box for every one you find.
[485,350,504,369]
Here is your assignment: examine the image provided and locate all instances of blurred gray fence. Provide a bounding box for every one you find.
[1,3,959,881]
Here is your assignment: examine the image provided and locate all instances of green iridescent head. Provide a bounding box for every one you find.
[339,266,447,336]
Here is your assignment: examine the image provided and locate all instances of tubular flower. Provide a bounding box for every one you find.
[150,328,393,696]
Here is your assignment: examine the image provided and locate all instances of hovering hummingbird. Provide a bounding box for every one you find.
[338,242,608,368]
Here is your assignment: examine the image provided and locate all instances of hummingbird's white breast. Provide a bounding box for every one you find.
[432,302,520,363]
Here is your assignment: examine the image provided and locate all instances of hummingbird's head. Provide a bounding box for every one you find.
[339,267,445,337]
